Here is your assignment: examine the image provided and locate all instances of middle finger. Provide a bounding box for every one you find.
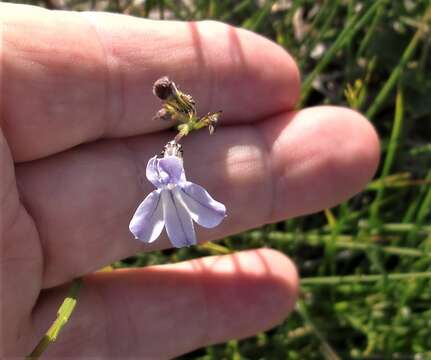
[16,106,379,288]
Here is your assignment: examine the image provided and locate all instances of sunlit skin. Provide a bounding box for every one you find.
[0,3,380,358]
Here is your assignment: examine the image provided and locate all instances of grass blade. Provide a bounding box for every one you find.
[299,0,387,106]
[366,5,431,119]
[369,87,404,224]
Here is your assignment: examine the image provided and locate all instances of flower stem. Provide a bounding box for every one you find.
[26,278,83,360]
[174,132,185,143]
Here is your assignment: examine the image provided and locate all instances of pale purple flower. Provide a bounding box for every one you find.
[129,154,226,248]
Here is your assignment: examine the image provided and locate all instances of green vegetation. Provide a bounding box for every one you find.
[19,0,431,358]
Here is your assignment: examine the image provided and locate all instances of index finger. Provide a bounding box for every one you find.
[1,3,300,161]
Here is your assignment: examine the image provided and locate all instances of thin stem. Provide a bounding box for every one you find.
[407,170,431,243]
[301,272,431,286]
[299,0,339,70]
[299,0,387,106]
[174,132,184,143]
[220,0,253,22]
[199,242,232,254]
[369,86,404,223]
[357,2,384,57]
[297,301,342,360]
[403,170,431,222]
[366,5,431,119]
[358,221,431,233]
[416,176,431,224]
[27,278,83,360]
[244,230,430,258]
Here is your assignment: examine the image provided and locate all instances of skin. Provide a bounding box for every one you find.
[0,3,380,358]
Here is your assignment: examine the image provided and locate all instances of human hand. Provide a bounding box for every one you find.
[0,3,380,358]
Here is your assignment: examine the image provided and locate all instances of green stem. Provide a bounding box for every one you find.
[27,278,83,360]
[299,0,339,70]
[299,0,387,107]
[369,87,404,223]
[241,0,274,31]
[416,176,431,224]
[357,2,384,57]
[301,272,431,286]
[358,221,431,233]
[297,301,341,360]
[260,230,429,257]
[366,5,431,119]
[220,0,253,22]
[407,170,431,243]
[403,170,431,222]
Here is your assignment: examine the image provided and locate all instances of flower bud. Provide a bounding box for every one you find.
[153,108,171,121]
[153,76,175,100]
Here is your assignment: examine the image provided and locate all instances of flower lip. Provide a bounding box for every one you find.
[157,156,184,186]
[146,154,185,188]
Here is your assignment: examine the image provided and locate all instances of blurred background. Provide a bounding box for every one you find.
[6,0,431,359]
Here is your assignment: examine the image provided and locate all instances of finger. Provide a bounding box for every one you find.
[29,249,298,359]
[0,130,42,357]
[1,3,300,161]
[16,106,379,288]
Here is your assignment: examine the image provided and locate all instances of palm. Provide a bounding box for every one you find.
[0,3,379,358]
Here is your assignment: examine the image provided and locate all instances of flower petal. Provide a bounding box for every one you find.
[162,189,196,248]
[129,189,164,243]
[146,156,162,188]
[177,181,226,228]
[158,156,185,185]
